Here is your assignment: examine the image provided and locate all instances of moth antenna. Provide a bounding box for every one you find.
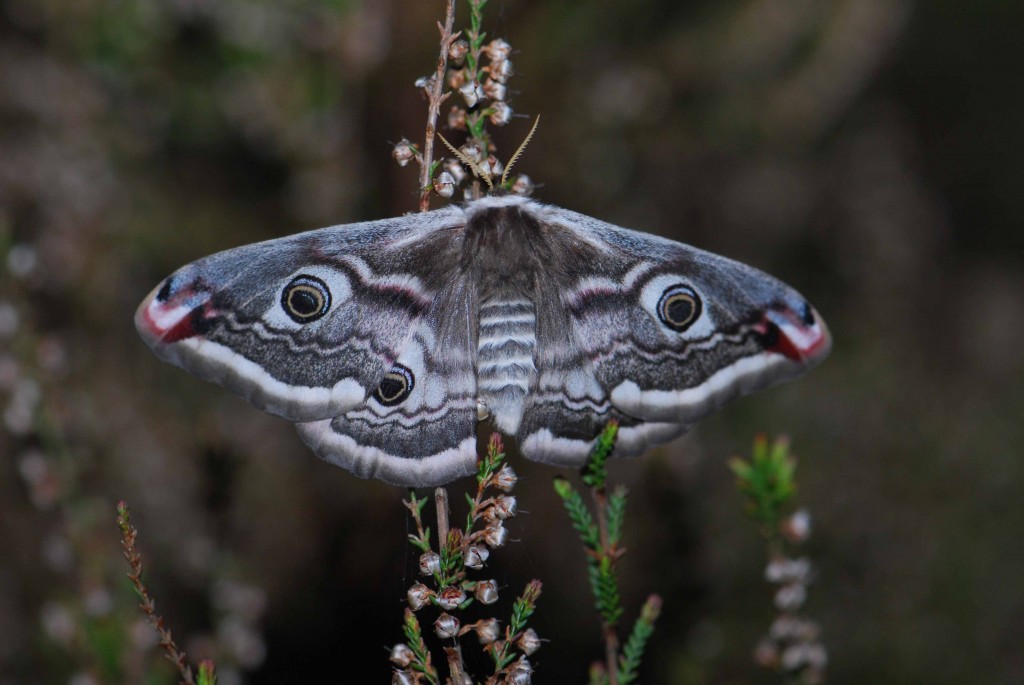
[501,115,540,188]
[437,132,494,192]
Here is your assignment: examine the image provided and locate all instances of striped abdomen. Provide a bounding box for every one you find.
[477,297,537,433]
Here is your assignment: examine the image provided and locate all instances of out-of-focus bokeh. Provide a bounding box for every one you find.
[2,0,1022,683]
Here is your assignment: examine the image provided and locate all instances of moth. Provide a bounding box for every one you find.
[136,194,830,486]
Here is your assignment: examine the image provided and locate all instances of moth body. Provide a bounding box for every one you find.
[136,195,830,486]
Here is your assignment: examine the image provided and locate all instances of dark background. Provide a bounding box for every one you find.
[2,0,1022,683]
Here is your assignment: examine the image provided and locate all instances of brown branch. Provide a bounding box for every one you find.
[117,500,195,685]
[418,0,458,212]
[434,487,451,546]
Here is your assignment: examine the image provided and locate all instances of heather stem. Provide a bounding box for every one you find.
[418,0,458,212]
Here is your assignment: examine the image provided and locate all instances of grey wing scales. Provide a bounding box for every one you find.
[296,280,481,486]
[517,205,830,466]
[136,207,481,486]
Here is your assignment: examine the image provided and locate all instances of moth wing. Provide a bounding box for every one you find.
[295,277,482,486]
[137,207,483,486]
[518,205,830,465]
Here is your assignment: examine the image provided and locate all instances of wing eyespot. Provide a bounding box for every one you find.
[374,364,415,406]
[282,275,331,323]
[656,284,702,332]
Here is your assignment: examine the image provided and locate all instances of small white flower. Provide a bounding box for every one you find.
[392,139,416,167]
[493,464,517,492]
[474,618,501,644]
[447,105,467,130]
[483,38,512,61]
[444,158,467,184]
[434,612,460,639]
[483,521,508,548]
[437,586,467,610]
[482,78,507,101]
[459,80,484,107]
[507,656,532,685]
[419,551,441,576]
[489,101,512,126]
[511,174,534,196]
[389,643,414,667]
[764,556,812,585]
[407,582,432,610]
[432,171,456,198]
[493,494,517,519]
[475,580,499,605]
[516,628,541,655]
[773,582,807,612]
[449,38,470,63]
[392,669,415,685]
[465,544,490,570]
[489,58,514,83]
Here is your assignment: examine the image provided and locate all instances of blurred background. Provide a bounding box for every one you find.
[2,0,1022,683]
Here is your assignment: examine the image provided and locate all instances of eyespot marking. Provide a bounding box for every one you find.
[282,275,331,323]
[375,364,415,406]
[656,284,702,332]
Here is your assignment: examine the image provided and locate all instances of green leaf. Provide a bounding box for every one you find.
[618,595,662,684]
[582,421,619,489]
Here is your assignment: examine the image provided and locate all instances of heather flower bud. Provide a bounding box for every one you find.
[493,464,517,492]
[414,75,432,90]
[444,158,467,184]
[392,139,416,167]
[782,508,812,543]
[781,642,828,671]
[774,582,807,611]
[516,628,541,655]
[489,58,514,83]
[447,105,467,130]
[489,101,512,126]
[392,669,416,685]
[433,171,456,198]
[465,544,490,570]
[419,551,441,576]
[482,79,507,101]
[407,583,432,610]
[390,643,415,667]
[483,520,508,548]
[449,38,470,64]
[510,174,534,196]
[437,586,467,610]
[474,618,501,644]
[508,657,532,685]
[460,141,483,162]
[459,80,484,107]
[475,579,499,605]
[486,155,504,178]
[484,38,512,61]
[493,494,517,519]
[448,68,467,90]
[434,613,460,639]
[477,157,492,178]
[765,556,812,585]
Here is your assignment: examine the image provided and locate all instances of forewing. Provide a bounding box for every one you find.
[135,208,465,422]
